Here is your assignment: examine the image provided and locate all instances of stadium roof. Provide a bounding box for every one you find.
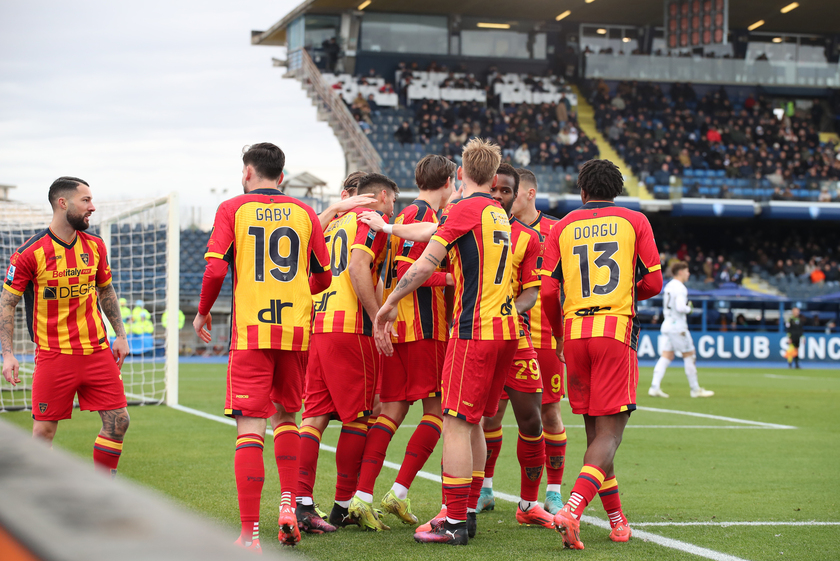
[252,0,837,45]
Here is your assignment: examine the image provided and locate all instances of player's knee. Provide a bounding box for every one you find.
[113,410,130,437]
[540,405,563,431]
[33,423,57,441]
[518,412,542,437]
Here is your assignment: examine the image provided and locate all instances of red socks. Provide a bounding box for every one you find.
[357,415,398,495]
[235,433,265,539]
[395,414,442,490]
[517,431,545,502]
[273,423,300,507]
[335,421,368,502]
[483,427,504,479]
[467,470,485,510]
[442,472,472,522]
[543,429,567,486]
[598,476,628,527]
[93,435,123,476]
[298,425,322,500]
[567,464,606,519]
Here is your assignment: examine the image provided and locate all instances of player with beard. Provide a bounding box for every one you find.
[2,177,131,476]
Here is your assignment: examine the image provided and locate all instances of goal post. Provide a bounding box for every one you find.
[0,194,180,412]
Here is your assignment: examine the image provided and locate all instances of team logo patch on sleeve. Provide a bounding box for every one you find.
[80,253,90,265]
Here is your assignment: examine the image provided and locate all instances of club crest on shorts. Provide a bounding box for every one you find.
[38,402,48,414]
[525,465,543,482]
[80,253,90,265]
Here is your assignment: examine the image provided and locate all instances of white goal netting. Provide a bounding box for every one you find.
[0,195,179,412]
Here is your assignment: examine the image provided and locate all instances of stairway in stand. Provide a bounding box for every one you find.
[571,85,651,199]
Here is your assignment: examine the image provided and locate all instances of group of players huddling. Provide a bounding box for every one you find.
[1,138,668,553]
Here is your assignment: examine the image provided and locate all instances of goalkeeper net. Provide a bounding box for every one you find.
[0,194,180,412]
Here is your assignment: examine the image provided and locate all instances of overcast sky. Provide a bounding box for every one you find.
[0,0,345,227]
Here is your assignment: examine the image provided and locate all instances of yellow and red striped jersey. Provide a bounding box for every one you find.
[4,229,112,355]
[431,193,517,341]
[204,189,330,351]
[509,218,543,350]
[526,212,559,349]
[542,201,661,350]
[383,200,448,343]
[312,208,389,336]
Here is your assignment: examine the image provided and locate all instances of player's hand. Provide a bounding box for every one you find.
[450,182,465,202]
[194,312,212,344]
[335,193,375,213]
[2,352,20,386]
[445,273,454,286]
[373,303,399,356]
[555,337,565,364]
[358,211,386,232]
[111,336,129,370]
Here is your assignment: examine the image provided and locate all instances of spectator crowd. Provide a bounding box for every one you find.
[591,80,840,200]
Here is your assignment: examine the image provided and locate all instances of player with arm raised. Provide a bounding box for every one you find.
[373,138,519,546]
[1,177,130,475]
[510,168,568,515]
[317,171,377,230]
[541,159,663,549]
[193,143,332,550]
[295,173,397,534]
[649,261,713,398]
[348,155,456,530]
[475,163,554,529]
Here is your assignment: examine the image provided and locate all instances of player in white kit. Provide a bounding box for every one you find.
[648,261,714,398]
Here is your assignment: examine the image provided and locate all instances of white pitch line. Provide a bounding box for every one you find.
[169,403,754,561]
[325,424,781,430]
[634,521,840,527]
[637,406,797,430]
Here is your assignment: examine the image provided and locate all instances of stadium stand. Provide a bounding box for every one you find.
[589,80,840,201]
[353,66,598,194]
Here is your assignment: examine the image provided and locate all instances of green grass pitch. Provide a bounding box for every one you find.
[3,363,839,560]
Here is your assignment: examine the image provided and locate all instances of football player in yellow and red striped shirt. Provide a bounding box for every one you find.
[512,168,568,515]
[477,163,554,529]
[296,173,397,532]
[1,177,130,477]
[194,143,332,549]
[541,159,662,549]
[349,155,456,530]
[373,139,517,546]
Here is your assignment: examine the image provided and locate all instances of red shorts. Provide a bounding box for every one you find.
[441,338,518,424]
[303,333,378,423]
[564,337,638,416]
[500,345,543,400]
[31,348,126,421]
[225,348,307,418]
[536,347,565,404]
[380,339,446,404]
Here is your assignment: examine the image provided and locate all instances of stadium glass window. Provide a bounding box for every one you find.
[461,30,530,59]
[304,15,340,50]
[360,13,448,55]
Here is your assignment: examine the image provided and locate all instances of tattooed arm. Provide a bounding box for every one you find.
[0,289,21,385]
[372,240,448,356]
[97,284,129,368]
